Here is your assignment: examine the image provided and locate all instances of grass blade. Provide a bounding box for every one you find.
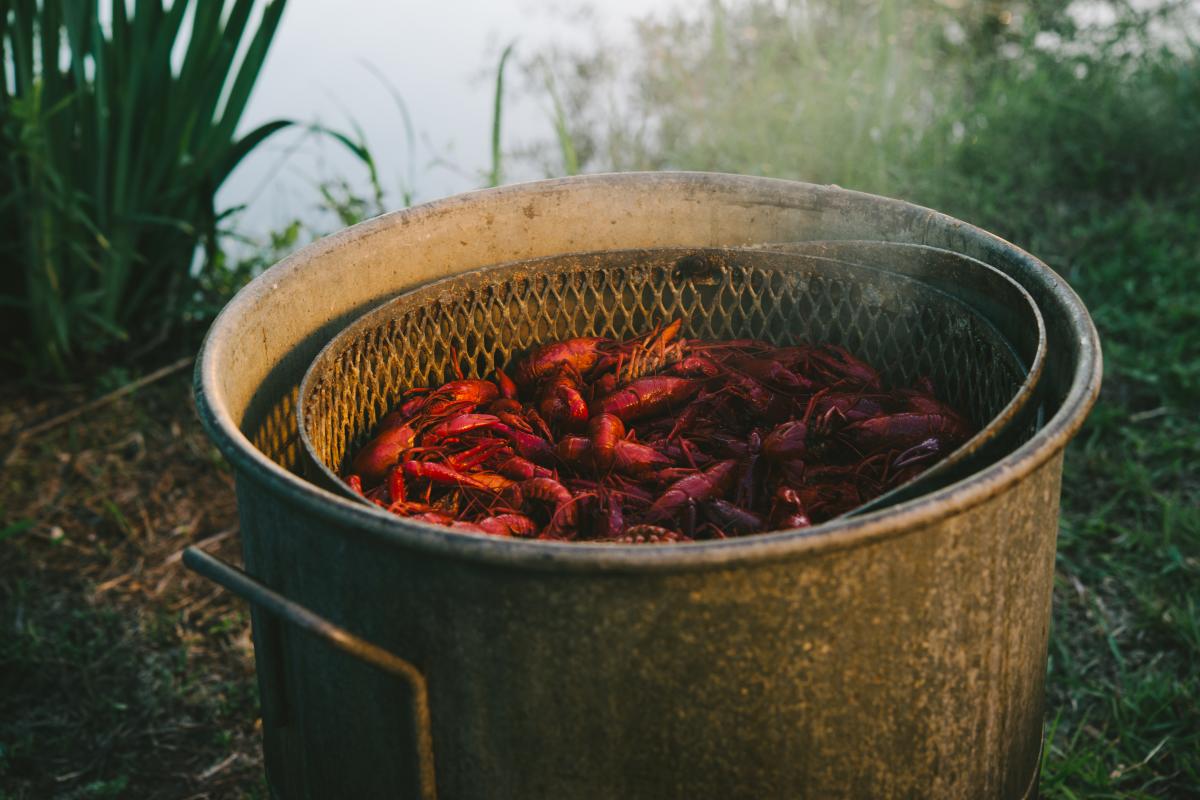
[488,41,516,188]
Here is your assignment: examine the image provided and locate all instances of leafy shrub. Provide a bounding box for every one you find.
[0,0,293,373]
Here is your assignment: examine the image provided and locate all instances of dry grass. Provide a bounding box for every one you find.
[0,374,263,799]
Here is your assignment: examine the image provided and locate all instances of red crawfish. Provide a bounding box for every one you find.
[556,435,672,476]
[841,412,971,454]
[596,491,626,539]
[488,398,524,415]
[422,413,502,444]
[402,460,500,493]
[805,391,887,427]
[883,439,949,488]
[350,424,418,485]
[375,409,415,433]
[735,431,762,508]
[801,461,885,501]
[493,408,534,433]
[592,376,700,423]
[646,460,740,522]
[588,413,625,470]
[762,420,808,461]
[768,486,812,530]
[524,409,556,443]
[728,356,814,393]
[465,472,515,492]
[792,482,863,521]
[669,355,723,379]
[565,478,655,507]
[497,455,554,481]
[493,422,556,465]
[591,372,619,399]
[495,368,519,400]
[792,344,882,390]
[537,365,590,428]
[510,477,579,535]
[724,372,794,422]
[446,439,510,470]
[407,511,459,526]
[406,379,499,417]
[705,498,764,535]
[651,466,701,484]
[556,435,591,465]
[516,337,610,387]
[666,388,729,441]
[614,440,673,475]
[616,319,685,383]
[386,465,407,504]
[475,513,539,537]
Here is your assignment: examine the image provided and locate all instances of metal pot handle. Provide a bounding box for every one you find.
[182,547,438,800]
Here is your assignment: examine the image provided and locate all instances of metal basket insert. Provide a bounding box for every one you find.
[299,247,1037,521]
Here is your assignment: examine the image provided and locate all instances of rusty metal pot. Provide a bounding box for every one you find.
[187,173,1100,799]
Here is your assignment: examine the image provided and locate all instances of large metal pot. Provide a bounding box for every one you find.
[188,173,1100,799]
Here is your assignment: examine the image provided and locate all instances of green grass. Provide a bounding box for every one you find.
[539,1,1200,794]
[1039,196,1200,797]
[0,582,263,798]
[0,376,265,798]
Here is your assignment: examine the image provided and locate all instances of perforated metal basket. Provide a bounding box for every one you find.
[299,246,1042,516]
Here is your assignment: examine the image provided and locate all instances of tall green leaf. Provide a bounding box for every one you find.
[0,0,295,372]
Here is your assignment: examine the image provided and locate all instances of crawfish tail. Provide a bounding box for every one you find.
[705,498,763,535]
[422,413,501,444]
[592,376,700,423]
[612,439,672,475]
[646,460,740,521]
[588,414,625,470]
[475,513,538,537]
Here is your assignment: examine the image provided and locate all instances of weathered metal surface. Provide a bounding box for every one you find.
[182,547,437,799]
[190,173,1101,799]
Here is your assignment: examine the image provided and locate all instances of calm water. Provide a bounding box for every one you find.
[218,0,678,239]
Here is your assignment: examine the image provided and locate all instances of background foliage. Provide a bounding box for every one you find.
[0,0,291,373]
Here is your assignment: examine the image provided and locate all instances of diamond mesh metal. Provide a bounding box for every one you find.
[297,248,1029,488]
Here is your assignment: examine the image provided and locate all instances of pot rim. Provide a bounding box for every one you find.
[195,172,1102,573]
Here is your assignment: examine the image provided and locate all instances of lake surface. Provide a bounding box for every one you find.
[218,0,679,239]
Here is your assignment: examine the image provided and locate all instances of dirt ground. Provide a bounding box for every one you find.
[0,371,264,799]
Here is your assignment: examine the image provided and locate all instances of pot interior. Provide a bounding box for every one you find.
[298,247,1034,504]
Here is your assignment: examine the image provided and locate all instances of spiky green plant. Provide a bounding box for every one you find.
[0,0,293,372]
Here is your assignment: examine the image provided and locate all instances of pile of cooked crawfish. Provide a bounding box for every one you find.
[343,320,974,543]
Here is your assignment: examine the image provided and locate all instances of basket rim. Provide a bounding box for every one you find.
[195,172,1101,574]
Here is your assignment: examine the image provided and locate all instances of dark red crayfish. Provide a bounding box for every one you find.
[342,320,976,543]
